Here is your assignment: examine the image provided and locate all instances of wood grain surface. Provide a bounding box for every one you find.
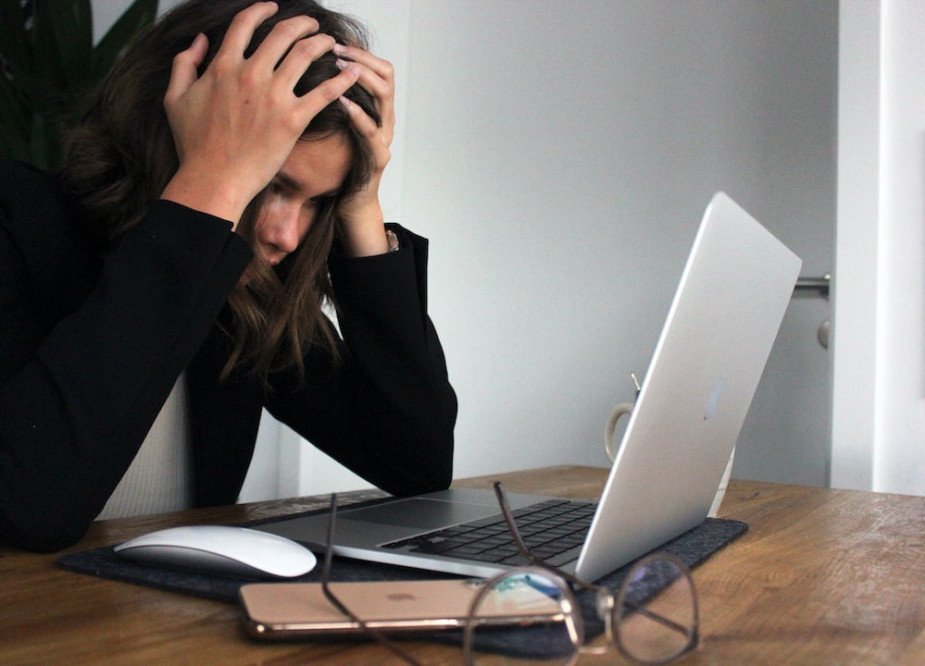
[2,466,924,664]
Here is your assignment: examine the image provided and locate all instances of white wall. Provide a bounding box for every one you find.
[833,0,925,495]
[94,1,848,499]
[399,0,836,480]
[250,0,839,497]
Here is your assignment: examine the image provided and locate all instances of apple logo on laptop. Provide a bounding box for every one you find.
[704,378,725,420]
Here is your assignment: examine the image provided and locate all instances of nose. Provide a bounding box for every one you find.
[261,203,303,258]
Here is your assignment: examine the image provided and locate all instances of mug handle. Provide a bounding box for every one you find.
[603,402,635,463]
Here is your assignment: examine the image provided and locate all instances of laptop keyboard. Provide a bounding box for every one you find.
[381,498,596,567]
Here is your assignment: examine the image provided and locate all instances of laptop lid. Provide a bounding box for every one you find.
[575,191,801,580]
[256,192,801,581]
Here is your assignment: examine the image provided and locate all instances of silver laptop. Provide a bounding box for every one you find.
[257,192,801,582]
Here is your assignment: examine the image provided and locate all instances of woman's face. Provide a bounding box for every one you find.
[252,132,352,267]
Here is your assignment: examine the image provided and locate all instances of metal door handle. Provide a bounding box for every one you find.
[792,273,831,349]
[794,273,830,298]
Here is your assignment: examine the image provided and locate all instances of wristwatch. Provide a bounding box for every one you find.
[385,228,399,253]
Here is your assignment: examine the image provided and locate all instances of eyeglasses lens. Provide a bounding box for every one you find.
[464,568,581,665]
[615,557,697,664]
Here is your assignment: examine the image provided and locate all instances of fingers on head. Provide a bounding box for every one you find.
[275,33,336,85]
[334,44,395,83]
[293,66,359,122]
[165,33,209,107]
[219,2,281,55]
[254,14,321,66]
[338,95,373,133]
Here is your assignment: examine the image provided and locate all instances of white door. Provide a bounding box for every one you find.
[734,284,833,486]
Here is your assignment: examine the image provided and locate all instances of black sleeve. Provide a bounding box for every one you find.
[265,225,457,497]
[0,187,252,551]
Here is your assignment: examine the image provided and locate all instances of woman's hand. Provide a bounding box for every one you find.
[160,2,361,227]
[332,43,396,257]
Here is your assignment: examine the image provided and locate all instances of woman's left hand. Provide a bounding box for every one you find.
[333,43,396,257]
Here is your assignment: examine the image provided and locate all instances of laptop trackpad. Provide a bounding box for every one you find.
[341,498,495,530]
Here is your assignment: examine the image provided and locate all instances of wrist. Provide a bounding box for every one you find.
[340,221,392,257]
[161,168,251,227]
[339,200,393,257]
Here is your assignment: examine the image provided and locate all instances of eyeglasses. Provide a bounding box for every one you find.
[320,484,699,665]
[463,482,699,664]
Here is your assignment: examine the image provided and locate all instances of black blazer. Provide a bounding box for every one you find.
[0,161,456,552]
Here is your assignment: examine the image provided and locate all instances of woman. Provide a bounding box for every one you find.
[0,0,456,551]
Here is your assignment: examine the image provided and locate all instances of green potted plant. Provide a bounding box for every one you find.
[0,0,158,170]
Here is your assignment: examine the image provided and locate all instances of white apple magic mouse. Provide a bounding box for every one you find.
[113,525,317,579]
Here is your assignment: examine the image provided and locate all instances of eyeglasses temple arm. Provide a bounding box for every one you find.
[493,483,696,643]
[493,482,592,588]
[619,600,696,636]
[320,493,422,666]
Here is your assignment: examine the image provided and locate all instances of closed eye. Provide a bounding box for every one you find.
[266,173,340,206]
[268,179,287,196]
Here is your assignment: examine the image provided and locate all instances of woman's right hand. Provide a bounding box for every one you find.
[160,1,360,227]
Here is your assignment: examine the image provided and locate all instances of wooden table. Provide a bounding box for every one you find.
[2,466,925,664]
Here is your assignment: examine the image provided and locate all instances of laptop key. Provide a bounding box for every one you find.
[500,554,532,566]
[479,547,520,561]
[424,544,486,557]
[549,552,581,567]
[410,539,471,554]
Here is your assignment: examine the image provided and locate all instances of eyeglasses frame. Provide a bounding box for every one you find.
[319,484,699,666]
[462,482,700,665]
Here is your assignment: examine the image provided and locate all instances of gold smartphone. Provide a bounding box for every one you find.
[239,578,562,639]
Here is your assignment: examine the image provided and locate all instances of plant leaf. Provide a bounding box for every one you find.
[46,0,94,89]
[0,67,29,138]
[32,2,69,92]
[0,0,158,169]
[0,0,33,73]
[93,0,158,80]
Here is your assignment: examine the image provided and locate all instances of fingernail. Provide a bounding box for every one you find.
[335,58,349,70]
[333,43,347,56]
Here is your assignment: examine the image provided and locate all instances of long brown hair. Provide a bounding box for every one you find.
[61,0,380,382]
